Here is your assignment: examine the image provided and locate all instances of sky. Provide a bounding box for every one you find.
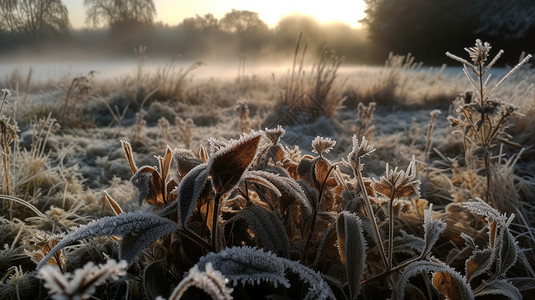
[65,0,367,29]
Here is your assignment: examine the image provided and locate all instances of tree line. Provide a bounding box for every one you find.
[361,0,535,64]
[1,0,534,65]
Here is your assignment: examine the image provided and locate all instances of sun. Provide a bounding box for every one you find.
[235,0,367,28]
[256,0,367,28]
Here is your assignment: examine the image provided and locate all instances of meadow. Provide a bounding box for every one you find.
[1,39,534,299]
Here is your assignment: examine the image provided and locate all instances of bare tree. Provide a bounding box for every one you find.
[84,0,155,34]
[0,0,69,41]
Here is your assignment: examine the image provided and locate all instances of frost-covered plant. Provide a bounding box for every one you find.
[175,116,195,149]
[353,102,376,140]
[235,99,251,134]
[446,39,531,201]
[38,259,127,300]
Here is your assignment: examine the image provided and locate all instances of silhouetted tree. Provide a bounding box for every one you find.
[361,0,476,63]
[361,0,535,64]
[182,13,219,32]
[0,0,69,43]
[220,9,268,34]
[84,0,155,40]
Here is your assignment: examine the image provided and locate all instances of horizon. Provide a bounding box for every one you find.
[64,0,366,29]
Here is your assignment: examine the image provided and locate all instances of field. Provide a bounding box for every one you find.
[1,40,535,299]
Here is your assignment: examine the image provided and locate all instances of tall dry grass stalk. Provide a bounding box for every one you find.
[276,33,344,123]
[424,109,441,161]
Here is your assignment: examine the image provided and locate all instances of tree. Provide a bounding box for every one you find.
[361,0,480,63]
[220,9,268,34]
[84,0,156,34]
[182,13,219,32]
[0,0,69,42]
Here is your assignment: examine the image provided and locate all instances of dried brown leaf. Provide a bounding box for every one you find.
[209,134,261,194]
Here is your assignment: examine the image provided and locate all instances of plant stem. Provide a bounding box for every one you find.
[303,163,336,262]
[353,158,388,269]
[211,192,222,251]
[388,192,395,271]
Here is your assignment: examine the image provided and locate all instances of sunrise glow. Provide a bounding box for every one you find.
[66,0,367,29]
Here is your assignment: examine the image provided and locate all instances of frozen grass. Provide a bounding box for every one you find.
[1,40,535,299]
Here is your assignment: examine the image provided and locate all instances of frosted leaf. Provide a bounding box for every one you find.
[208,132,261,194]
[245,170,311,215]
[395,260,473,300]
[196,246,335,299]
[229,205,290,257]
[463,197,507,224]
[464,198,518,275]
[465,248,494,282]
[169,263,233,300]
[336,211,367,299]
[297,180,318,217]
[176,163,210,227]
[131,171,152,206]
[36,211,180,270]
[173,148,202,177]
[460,232,477,249]
[283,259,336,300]
[196,246,290,289]
[243,171,282,197]
[474,279,522,300]
[496,222,518,275]
[38,259,127,300]
[395,229,424,254]
[422,204,447,257]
